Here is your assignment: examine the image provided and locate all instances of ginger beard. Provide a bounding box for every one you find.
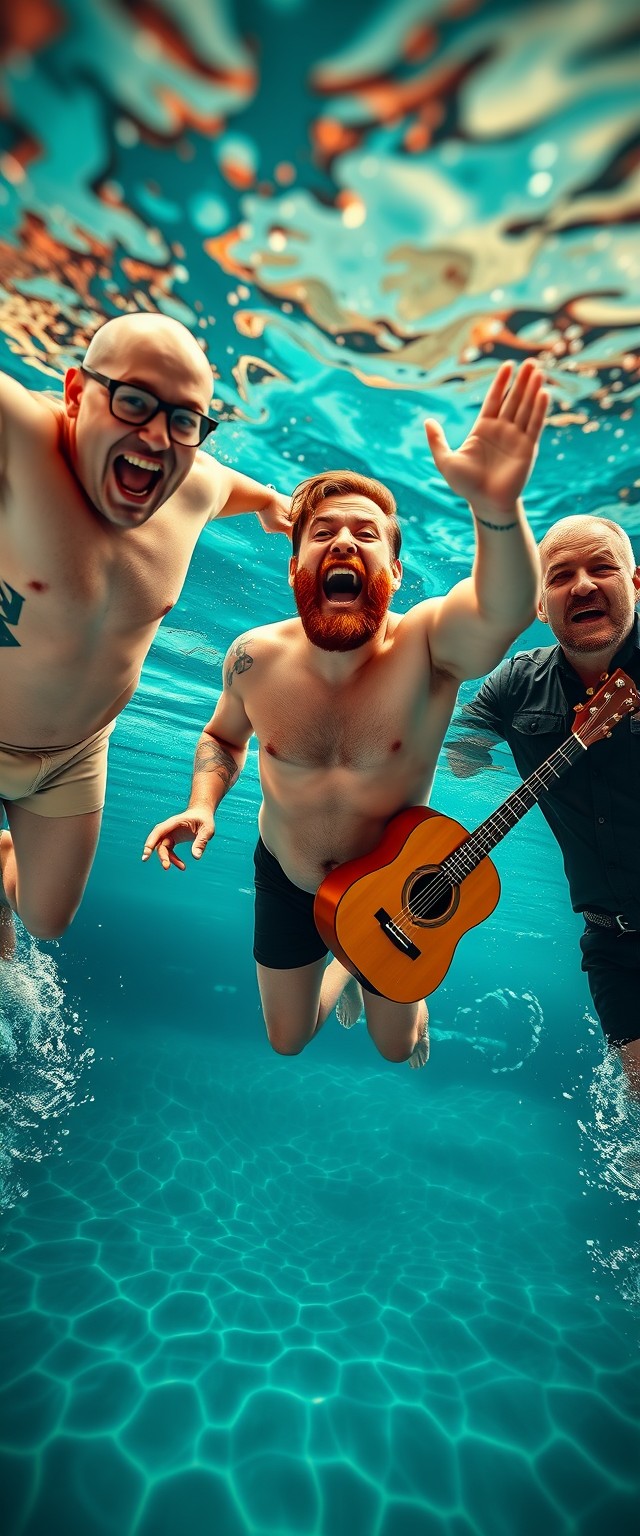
[292,556,395,651]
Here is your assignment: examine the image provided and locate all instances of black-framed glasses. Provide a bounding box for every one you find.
[81,366,218,446]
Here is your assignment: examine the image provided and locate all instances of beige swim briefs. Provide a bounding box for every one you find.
[0,721,115,818]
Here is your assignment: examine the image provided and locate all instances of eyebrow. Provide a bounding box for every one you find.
[546,550,617,573]
[309,511,382,529]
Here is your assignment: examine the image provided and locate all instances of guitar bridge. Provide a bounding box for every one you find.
[374,908,420,960]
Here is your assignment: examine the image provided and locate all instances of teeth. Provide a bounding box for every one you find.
[122,453,162,472]
[327,567,358,582]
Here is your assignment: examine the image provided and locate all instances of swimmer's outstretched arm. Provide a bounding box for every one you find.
[421,358,547,681]
[142,635,255,871]
[205,461,292,535]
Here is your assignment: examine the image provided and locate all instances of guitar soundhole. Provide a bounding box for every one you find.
[402,866,458,928]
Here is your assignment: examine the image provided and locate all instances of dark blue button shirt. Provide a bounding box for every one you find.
[454,616,640,922]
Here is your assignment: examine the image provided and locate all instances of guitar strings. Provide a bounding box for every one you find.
[384,690,629,937]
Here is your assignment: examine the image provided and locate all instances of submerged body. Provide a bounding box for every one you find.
[252,611,458,891]
[0,312,290,952]
[144,359,547,1067]
[1,396,234,746]
[448,515,640,1090]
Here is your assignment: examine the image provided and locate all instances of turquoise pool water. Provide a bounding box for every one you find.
[1,1,639,1531]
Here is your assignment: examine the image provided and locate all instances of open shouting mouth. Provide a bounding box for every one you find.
[569,604,608,625]
[113,451,165,501]
[322,563,364,604]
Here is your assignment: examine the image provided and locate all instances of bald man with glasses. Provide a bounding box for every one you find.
[0,311,290,958]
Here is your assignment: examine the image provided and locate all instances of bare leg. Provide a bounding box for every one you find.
[363,991,430,1068]
[619,1038,640,1098]
[256,955,364,1056]
[0,828,17,960]
[2,803,102,941]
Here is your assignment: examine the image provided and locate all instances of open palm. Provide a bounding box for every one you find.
[426,360,548,518]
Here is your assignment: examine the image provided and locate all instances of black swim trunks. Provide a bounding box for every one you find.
[253,836,328,970]
[579,925,640,1047]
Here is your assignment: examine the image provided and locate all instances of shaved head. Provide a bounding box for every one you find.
[84,312,213,403]
[539,515,635,578]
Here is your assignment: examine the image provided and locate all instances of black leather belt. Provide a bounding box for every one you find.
[584,909,638,934]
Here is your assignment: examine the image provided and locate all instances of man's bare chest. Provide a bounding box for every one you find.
[250,655,434,772]
[2,460,199,635]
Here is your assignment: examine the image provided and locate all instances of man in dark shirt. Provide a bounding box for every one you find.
[447,514,640,1090]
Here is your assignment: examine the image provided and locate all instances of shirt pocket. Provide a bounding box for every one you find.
[512,711,565,737]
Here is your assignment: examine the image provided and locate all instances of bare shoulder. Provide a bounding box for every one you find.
[177,450,228,517]
[387,599,438,651]
[224,618,297,684]
[389,601,460,689]
[0,373,61,437]
[0,377,61,491]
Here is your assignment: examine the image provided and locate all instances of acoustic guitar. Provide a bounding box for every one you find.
[313,668,640,1003]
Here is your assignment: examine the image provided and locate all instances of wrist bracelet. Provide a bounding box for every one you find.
[473,513,519,531]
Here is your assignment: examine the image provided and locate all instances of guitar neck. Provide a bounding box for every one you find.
[443,732,586,884]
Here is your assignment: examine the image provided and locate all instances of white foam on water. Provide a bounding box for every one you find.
[576,1051,640,1306]
[433,987,543,1072]
[0,933,95,1208]
[578,1051,640,1203]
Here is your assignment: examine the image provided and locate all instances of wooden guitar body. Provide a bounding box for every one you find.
[314,806,500,1003]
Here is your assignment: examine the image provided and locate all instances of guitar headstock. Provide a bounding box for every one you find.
[572,668,640,747]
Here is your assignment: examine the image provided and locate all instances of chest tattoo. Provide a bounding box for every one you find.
[0,579,25,647]
[226,638,253,687]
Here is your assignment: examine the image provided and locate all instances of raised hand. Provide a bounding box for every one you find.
[257,490,293,536]
[425,360,549,520]
[141,808,215,871]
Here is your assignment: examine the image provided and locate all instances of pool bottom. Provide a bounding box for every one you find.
[1,993,639,1536]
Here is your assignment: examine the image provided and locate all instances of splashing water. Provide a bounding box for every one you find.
[433,985,543,1072]
[578,1048,640,1202]
[0,936,94,1210]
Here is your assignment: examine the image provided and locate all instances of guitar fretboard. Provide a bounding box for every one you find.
[442,733,585,885]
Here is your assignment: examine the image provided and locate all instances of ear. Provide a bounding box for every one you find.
[288,555,297,590]
[537,594,548,624]
[391,558,402,590]
[633,567,640,601]
[65,367,84,420]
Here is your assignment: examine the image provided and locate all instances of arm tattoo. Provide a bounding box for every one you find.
[226,638,253,688]
[0,579,25,647]
[194,739,239,791]
[473,514,519,531]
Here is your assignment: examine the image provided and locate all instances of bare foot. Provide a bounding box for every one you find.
[408,1009,430,1070]
[336,974,364,1029]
